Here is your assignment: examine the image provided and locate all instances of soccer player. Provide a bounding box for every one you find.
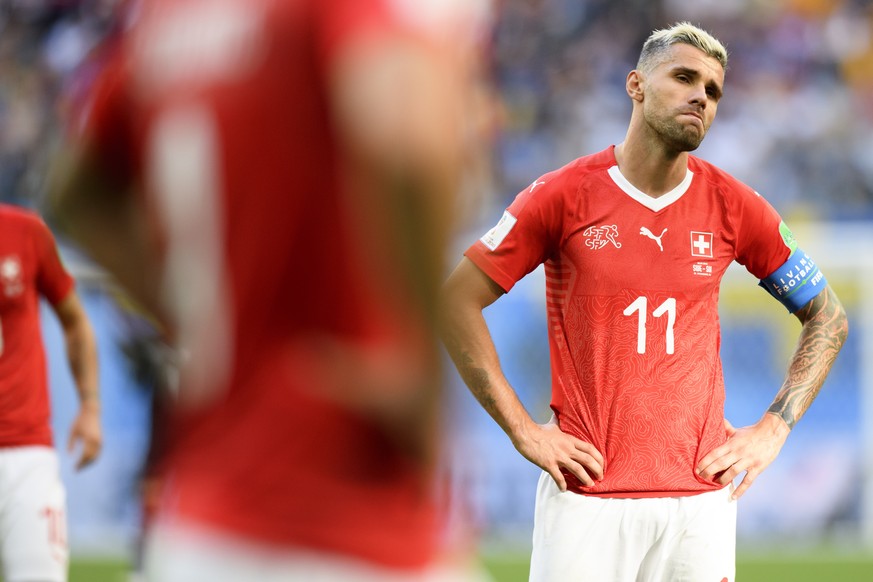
[49,0,491,580]
[0,203,101,582]
[441,22,849,582]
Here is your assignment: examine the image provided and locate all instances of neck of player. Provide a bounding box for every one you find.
[613,140,690,199]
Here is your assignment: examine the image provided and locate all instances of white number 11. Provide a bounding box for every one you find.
[623,297,676,355]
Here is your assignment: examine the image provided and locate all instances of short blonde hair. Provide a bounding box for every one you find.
[637,22,728,73]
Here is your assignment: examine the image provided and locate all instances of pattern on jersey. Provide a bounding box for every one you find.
[549,290,726,494]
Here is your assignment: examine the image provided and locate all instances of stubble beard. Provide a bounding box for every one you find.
[646,107,706,153]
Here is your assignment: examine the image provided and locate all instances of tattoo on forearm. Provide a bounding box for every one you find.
[457,349,497,413]
[768,288,848,429]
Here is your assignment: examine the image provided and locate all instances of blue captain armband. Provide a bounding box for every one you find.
[758,248,827,313]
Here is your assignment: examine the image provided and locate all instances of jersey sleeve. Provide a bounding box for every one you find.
[32,217,75,306]
[731,187,791,279]
[464,175,565,292]
[732,187,827,312]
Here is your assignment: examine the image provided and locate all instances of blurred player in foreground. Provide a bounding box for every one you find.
[0,204,101,582]
[441,22,848,582]
[49,0,493,580]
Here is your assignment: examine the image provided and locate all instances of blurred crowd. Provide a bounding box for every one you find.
[0,0,117,209]
[0,0,871,221]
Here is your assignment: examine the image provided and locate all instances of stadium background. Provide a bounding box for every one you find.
[0,0,870,579]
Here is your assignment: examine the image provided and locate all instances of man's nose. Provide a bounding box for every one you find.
[689,84,708,107]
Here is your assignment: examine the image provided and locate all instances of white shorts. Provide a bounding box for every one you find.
[144,519,492,582]
[0,446,68,582]
[530,471,736,582]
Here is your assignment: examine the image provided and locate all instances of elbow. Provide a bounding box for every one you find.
[436,286,461,341]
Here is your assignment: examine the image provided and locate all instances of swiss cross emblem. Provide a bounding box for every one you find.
[690,231,713,257]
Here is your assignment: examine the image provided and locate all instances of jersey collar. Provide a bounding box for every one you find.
[606,165,693,212]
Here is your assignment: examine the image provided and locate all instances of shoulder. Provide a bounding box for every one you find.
[530,148,614,197]
[0,207,57,260]
[557,148,615,181]
[505,150,612,226]
[689,157,785,251]
[0,204,45,230]
[688,155,760,205]
[689,156,745,190]
[1,207,58,253]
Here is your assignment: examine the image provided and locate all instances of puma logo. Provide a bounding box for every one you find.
[640,227,667,251]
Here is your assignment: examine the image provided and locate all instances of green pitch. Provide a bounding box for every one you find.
[18,549,871,581]
[482,549,873,581]
[0,559,130,582]
[69,559,130,582]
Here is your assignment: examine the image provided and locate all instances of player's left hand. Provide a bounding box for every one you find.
[695,414,790,500]
[68,403,103,470]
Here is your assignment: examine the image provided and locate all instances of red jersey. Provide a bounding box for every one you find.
[83,0,468,569]
[0,205,74,448]
[466,146,795,497]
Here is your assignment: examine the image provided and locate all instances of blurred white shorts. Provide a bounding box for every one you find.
[0,446,68,582]
[530,470,736,582]
[144,518,492,582]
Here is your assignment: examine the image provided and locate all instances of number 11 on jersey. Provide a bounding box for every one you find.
[623,297,676,355]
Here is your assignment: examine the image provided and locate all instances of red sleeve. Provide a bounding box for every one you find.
[465,172,566,292]
[731,186,793,280]
[32,217,75,306]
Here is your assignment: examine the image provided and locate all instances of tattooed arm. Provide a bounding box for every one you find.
[767,285,849,427]
[697,285,848,499]
[440,258,603,490]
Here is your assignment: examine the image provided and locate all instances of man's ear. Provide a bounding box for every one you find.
[626,69,644,102]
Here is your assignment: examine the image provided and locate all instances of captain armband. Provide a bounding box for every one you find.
[758,248,828,313]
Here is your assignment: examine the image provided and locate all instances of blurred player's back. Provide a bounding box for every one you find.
[58,0,487,576]
[142,0,447,567]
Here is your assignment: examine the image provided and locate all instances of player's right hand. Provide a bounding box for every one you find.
[68,403,103,470]
[514,421,604,491]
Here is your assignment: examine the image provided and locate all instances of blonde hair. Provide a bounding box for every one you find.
[637,22,728,73]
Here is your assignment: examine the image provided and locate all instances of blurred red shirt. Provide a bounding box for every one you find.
[0,205,74,447]
[82,0,464,568]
